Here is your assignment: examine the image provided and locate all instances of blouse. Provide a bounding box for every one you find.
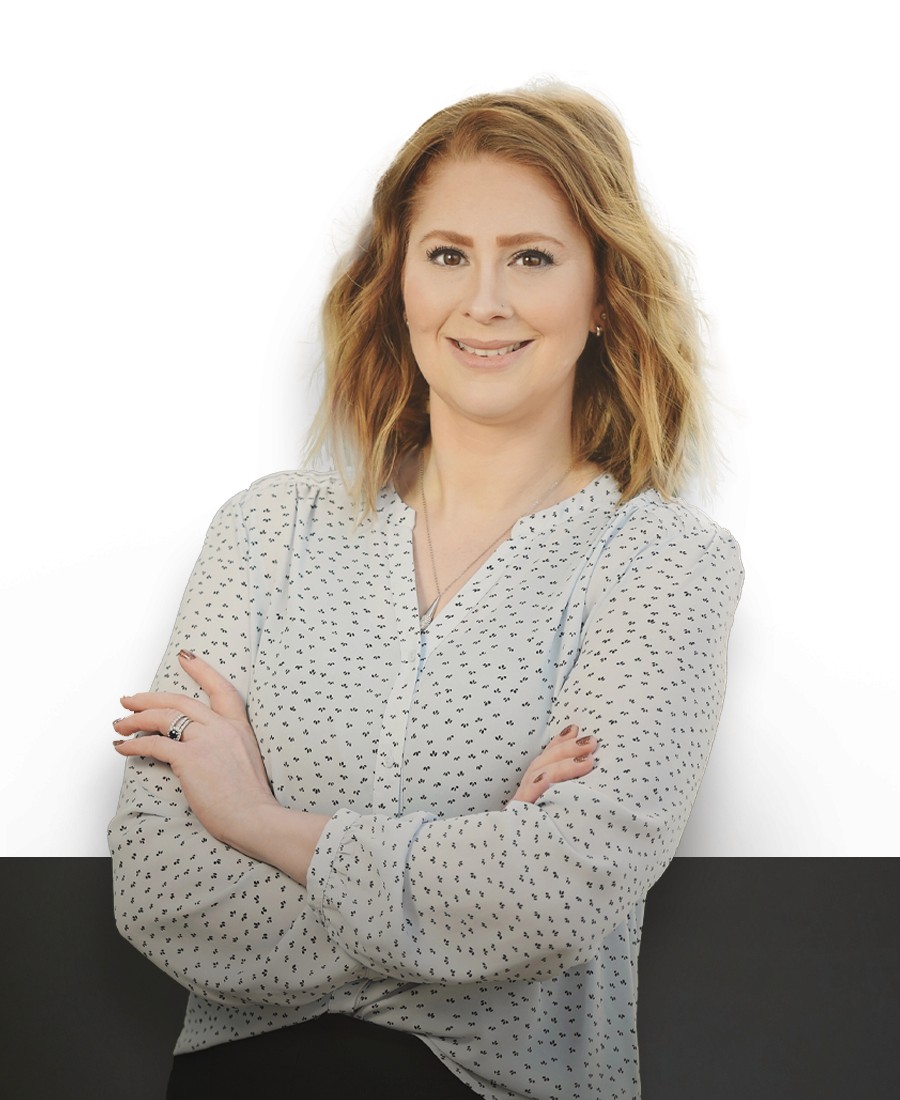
[109,469,743,1100]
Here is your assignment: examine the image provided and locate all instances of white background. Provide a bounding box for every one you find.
[2,1,896,855]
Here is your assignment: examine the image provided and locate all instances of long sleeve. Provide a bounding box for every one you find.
[304,505,743,985]
[108,487,368,1009]
[107,470,743,1089]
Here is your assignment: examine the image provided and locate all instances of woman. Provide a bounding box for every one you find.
[110,85,742,1099]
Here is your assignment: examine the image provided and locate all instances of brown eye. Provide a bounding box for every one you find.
[512,249,555,268]
[427,247,466,267]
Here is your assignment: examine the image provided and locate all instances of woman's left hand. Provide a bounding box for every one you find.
[112,650,279,852]
[508,723,597,804]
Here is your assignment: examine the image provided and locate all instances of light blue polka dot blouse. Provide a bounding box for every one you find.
[109,468,743,1099]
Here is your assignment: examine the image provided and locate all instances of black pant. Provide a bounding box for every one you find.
[167,1013,481,1098]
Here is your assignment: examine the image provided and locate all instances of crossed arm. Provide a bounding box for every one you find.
[112,649,597,886]
[109,482,741,1002]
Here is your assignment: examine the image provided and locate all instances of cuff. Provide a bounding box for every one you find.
[305,807,360,923]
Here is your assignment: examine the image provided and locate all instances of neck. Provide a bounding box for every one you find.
[404,403,600,629]
[414,406,580,519]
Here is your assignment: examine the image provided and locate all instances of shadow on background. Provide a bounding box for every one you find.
[3,859,897,1098]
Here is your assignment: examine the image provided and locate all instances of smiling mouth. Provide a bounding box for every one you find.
[453,339,530,358]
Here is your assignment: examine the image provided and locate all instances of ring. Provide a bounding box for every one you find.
[167,714,193,741]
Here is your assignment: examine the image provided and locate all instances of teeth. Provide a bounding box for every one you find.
[455,340,525,357]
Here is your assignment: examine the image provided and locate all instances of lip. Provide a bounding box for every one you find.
[447,336,534,367]
[451,337,529,351]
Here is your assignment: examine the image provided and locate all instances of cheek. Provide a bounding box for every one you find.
[402,269,425,323]
[551,280,596,339]
[403,270,456,331]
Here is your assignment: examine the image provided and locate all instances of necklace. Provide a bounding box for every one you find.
[418,455,576,630]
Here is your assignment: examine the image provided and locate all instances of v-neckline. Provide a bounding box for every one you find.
[386,470,617,637]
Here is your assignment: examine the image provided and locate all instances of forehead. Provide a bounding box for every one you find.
[409,155,582,236]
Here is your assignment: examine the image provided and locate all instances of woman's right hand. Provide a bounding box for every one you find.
[508,724,597,804]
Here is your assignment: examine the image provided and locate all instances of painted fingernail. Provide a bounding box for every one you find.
[112,717,124,727]
[560,724,578,738]
[532,772,546,784]
[576,735,594,746]
[178,649,196,661]
[112,739,124,747]
[574,753,594,763]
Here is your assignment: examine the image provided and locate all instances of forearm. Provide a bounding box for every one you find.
[110,482,362,1004]
[225,804,331,886]
[305,528,742,986]
[110,768,362,1006]
[305,796,677,986]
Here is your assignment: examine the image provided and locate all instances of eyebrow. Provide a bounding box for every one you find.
[417,230,567,249]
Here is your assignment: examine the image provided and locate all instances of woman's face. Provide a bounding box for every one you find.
[402,154,601,435]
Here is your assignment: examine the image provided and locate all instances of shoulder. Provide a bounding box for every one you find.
[594,488,743,602]
[209,469,354,527]
[614,489,739,555]
[202,469,408,546]
[236,468,346,508]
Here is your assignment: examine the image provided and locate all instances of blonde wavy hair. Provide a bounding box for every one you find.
[310,84,708,511]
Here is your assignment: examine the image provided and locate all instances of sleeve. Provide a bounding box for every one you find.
[108,488,368,1008]
[304,510,743,985]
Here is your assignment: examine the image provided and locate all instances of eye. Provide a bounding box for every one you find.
[426,246,467,267]
[511,249,556,268]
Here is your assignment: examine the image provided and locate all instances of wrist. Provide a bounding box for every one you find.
[226,802,329,885]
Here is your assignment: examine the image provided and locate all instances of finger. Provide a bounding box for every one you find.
[561,733,596,758]
[119,692,211,720]
[113,734,179,765]
[531,732,596,770]
[527,752,596,800]
[112,707,200,740]
[523,725,579,767]
[176,650,246,721]
[509,749,596,804]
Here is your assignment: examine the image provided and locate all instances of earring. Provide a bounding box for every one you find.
[593,324,603,337]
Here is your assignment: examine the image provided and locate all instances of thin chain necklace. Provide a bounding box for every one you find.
[418,454,576,630]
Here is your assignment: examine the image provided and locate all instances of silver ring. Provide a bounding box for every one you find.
[167,714,193,741]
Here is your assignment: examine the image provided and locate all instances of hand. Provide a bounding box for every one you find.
[112,650,279,851]
[508,724,597,804]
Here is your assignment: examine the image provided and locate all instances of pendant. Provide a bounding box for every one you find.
[419,596,439,631]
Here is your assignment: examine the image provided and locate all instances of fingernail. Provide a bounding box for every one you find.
[574,753,594,763]
[532,771,545,784]
[112,739,124,747]
[178,649,196,661]
[112,717,123,727]
[576,735,594,746]
[560,724,578,738]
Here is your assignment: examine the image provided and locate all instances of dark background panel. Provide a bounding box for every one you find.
[2,859,187,1100]
[1,859,897,1099]
[637,859,900,1098]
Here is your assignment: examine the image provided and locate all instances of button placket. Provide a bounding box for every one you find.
[371,509,420,813]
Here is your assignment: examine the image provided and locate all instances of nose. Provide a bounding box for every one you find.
[462,263,514,324]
